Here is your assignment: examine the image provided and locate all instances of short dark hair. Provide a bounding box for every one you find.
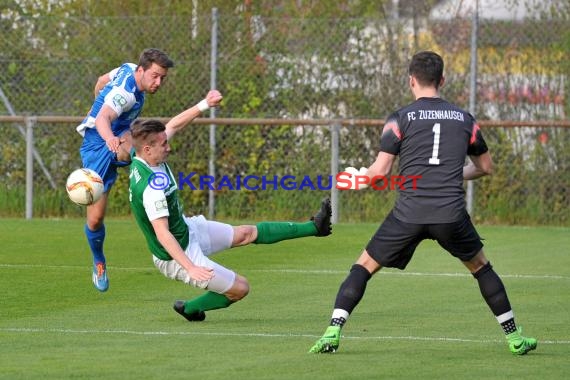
[131,119,166,151]
[138,48,174,71]
[408,51,444,88]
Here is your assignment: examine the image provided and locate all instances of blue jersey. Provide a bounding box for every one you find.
[77,63,146,192]
[77,63,145,143]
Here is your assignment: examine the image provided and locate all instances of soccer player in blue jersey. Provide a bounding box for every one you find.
[76,48,174,292]
[309,51,537,355]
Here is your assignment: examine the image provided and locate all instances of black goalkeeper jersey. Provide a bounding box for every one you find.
[379,97,488,223]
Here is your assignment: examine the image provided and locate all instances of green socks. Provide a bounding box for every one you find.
[254,221,318,244]
[184,291,233,314]
[182,222,320,314]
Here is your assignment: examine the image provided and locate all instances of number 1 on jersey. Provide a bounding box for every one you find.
[428,123,441,165]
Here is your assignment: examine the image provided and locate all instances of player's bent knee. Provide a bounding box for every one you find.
[356,250,382,274]
[116,141,133,163]
[462,249,488,273]
[232,225,257,247]
[225,275,250,301]
[86,198,107,229]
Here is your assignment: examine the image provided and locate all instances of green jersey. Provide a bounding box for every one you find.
[129,156,189,260]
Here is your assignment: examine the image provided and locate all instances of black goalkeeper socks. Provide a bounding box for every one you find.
[472,262,512,317]
[333,264,372,314]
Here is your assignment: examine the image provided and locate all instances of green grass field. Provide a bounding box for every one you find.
[1,218,569,379]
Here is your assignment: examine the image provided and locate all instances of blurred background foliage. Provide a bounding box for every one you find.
[0,0,569,225]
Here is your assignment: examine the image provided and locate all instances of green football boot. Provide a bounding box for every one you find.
[506,327,537,355]
[309,326,341,353]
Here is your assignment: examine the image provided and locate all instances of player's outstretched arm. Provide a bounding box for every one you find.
[95,105,121,153]
[151,217,214,282]
[367,151,396,179]
[165,90,223,140]
[464,152,493,180]
[94,72,112,98]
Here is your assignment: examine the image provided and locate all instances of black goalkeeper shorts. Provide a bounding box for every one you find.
[366,210,484,270]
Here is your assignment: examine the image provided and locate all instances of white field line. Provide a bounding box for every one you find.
[0,263,569,280]
[1,327,568,345]
[1,264,568,345]
[252,269,570,280]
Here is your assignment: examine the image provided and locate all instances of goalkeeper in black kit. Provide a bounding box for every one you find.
[309,51,537,356]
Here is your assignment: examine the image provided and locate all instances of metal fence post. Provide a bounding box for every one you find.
[25,116,36,219]
[1,85,56,189]
[466,0,479,216]
[330,122,340,224]
[208,7,218,220]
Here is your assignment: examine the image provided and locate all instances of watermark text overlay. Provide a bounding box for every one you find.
[146,171,422,191]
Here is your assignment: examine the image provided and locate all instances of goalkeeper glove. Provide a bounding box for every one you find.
[337,166,369,190]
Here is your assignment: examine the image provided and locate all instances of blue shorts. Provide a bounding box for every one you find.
[80,129,128,193]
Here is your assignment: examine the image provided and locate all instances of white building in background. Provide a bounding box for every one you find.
[429,0,562,21]
[429,0,565,121]
[428,0,566,170]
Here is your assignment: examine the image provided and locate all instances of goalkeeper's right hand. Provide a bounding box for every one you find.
[336,166,369,190]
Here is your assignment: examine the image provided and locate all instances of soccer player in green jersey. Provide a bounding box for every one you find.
[129,94,332,321]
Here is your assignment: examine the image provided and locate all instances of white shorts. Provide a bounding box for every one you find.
[152,215,236,293]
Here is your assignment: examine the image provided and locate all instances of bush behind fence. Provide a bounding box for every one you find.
[1,6,569,224]
[0,119,568,226]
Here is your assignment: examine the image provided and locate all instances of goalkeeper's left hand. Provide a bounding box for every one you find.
[336,166,369,190]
